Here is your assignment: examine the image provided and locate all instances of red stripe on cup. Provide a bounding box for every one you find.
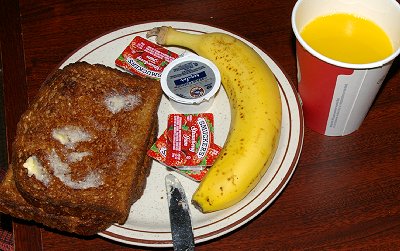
[296,41,354,135]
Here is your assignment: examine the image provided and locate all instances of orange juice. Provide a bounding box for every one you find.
[300,13,393,64]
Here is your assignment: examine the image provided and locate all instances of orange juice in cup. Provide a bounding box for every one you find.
[300,13,394,64]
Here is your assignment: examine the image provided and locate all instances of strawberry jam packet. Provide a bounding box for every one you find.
[115,36,179,79]
[147,113,222,181]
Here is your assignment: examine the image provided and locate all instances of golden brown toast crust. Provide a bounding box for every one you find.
[11,62,162,225]
[0,167,111,235]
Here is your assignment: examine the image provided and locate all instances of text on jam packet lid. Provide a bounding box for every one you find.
[147,113,222,181]
[115,36,179,79]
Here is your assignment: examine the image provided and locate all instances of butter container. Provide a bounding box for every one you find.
[160,54,221,113]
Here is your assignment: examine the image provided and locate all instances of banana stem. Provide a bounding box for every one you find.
[146,26,201,52]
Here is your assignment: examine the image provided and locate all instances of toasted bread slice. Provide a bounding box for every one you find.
[0,121,157,236]
[11,62,162,224]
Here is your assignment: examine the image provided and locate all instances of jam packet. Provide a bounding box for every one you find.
[148,113,222,181]
[115,36,179,79]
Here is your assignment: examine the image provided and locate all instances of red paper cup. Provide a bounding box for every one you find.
[292,0,400,136]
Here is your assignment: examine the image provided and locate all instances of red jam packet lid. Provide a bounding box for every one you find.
[115,36,179,79]
[147,113,222,181]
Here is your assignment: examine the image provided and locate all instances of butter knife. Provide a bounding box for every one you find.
[165,174,195,251]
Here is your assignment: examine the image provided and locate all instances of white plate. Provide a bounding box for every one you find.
[59,21,304,247]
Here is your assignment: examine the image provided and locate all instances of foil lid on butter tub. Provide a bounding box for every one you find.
[160,54,221,113]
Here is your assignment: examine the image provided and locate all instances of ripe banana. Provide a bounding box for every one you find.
[147,26,282,213]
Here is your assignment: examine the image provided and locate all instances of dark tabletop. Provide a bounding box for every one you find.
[1,0,400,250]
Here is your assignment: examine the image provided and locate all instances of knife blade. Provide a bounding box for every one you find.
[165,174,195,251]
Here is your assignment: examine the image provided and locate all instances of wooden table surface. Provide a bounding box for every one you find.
[1,0,400,250]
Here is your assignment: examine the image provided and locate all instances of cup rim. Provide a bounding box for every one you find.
[291,0,400,69]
